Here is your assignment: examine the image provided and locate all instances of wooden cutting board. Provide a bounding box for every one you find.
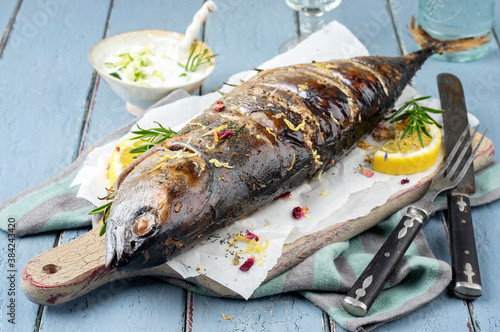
[21,133,495,305]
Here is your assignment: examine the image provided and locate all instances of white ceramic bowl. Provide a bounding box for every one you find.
[88,30,216,109]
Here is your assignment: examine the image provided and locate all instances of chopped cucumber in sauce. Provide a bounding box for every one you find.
[103,44,213,87]
[109,72,121,80]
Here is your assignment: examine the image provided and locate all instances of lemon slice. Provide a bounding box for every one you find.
[373,123,442,175]
[108,138,142,186]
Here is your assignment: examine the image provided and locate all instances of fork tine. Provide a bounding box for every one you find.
[445,125,480,179]
[440,125,472,174]
[452,129,487,183]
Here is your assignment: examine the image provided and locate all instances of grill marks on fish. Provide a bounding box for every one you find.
[105,18,494,271]
[110,56,413,270]
[343,60,390,96]
[295,65,360,122]
[168,59,404,179]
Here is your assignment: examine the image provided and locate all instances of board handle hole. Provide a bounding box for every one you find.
[43,264,60,274]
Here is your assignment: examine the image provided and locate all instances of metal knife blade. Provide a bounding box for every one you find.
[437,73,482,300]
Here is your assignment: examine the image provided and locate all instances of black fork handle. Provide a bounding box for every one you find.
[342,206,429,316]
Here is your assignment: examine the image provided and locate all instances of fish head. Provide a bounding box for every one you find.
[105,149,212,271]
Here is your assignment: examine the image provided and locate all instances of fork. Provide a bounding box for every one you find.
[342,125,486,317]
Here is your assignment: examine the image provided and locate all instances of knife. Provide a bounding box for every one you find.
[437,73,482,300]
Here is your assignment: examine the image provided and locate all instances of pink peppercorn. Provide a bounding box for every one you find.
[292,206,308,219]
[214,101,224,112]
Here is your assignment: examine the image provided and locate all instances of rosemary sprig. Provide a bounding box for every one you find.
[89,121,176,236]
[385,96,444,147]
[129,121,177,155]
[180,41,217,72]
[89,187,116,236]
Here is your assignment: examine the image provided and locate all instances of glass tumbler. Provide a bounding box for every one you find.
[418,0,495,62]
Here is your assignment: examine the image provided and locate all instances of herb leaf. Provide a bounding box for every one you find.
[90,121,177,236]
[109,72,121,80]
[89,201,113,214]
[178,41,216,73]
[215,87,226,96]
[129,121,177,155]
[89,201,113,237]
[385,96,444,147]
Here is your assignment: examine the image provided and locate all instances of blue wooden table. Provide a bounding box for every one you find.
[1,1,499,331]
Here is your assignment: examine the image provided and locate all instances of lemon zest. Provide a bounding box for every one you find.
[312,149,323,165]
[156,150,188,163]
[259,259,265,266]
[298,84,308,92]
[284,119,306,131]
[202,124,227,137]
[172,150,184,160]
[183,137,193,151]
[266,127,277,139]
[329,111,341,126]
[231,233,268,257]
[320,188,329,196]
[222,313,234,321]
[192,161,206,177]
[147,162,165,174]
[214,130,220,143]
[287,153,296,171]
[209,159,234,169]
[358,140,371,149]
[206,143,215,150]
[317,169,323,181]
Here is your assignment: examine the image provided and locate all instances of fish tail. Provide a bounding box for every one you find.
[409,16,491,54]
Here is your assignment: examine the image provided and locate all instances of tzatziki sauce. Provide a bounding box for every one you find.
[102,35,214,88]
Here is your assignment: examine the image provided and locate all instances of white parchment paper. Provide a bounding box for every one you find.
[71,21,475,299]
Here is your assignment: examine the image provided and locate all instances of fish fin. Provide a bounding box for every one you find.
[409,16,491,54]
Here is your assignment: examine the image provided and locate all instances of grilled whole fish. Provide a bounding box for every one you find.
[105,19,489,271]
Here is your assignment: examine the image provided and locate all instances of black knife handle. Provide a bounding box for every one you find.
[342,206,429,316]
[447,193,482,300]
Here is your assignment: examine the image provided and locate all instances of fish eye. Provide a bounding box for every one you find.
[132,213,156,237]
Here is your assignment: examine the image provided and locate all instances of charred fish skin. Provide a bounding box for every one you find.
[105,19,491,271]
[105,54,420,271]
